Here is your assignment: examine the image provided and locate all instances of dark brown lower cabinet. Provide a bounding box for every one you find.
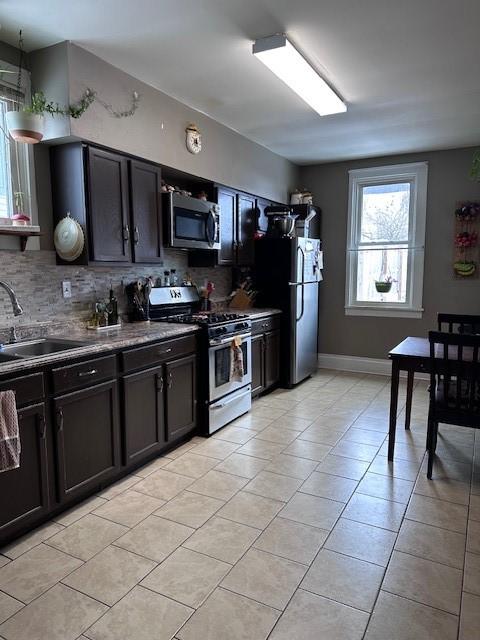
[123,366,166,466]
[54,380,120,503]
[265,330,280,389]
[0,402,49,539]
[251,328,280,397]
[165,354,197,441]
[251,334,265,396]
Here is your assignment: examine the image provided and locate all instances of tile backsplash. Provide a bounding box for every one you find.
[0,249,231,330]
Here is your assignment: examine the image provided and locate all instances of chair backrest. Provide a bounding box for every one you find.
[428,331,480,414]
[437,313,480,334]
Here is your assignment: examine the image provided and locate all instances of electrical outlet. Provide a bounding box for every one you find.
[62,281,72,299]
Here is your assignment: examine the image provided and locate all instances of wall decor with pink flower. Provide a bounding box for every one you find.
[453,202,479,278]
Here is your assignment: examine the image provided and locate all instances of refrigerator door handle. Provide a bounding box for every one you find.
[296,245,306,322]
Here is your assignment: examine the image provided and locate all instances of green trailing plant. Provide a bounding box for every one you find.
[23,89,96,119]
[471,150,480,182]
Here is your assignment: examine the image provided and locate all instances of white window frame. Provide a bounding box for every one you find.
[0,59,37,226]
[345,162,427,319]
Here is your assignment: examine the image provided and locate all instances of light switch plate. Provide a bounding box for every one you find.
[62,281,72,299]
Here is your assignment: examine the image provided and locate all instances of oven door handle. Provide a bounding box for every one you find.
[211,388,252,409]
[210,332,251,346]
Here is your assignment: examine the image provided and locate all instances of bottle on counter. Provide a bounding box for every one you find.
[163,271,171,287]
[107,283,119,326]
[170,269,178,286]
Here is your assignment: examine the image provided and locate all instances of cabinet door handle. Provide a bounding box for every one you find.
[123,225,130,242]
[38,413,46,439]
[56,408,64,432]
[78,369,98,378]
[167,372,173,389]
[134,226,139,244]
[157,348,172,357]
[156,373,164,392]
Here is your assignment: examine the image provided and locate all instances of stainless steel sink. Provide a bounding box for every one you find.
[0,337,87,362]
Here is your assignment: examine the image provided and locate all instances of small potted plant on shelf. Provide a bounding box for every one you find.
[375,275,393,293]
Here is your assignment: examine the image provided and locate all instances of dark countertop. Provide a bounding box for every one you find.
[0,308,281,377]
[0,322,200,377]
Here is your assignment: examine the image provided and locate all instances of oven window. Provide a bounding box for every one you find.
[214,343,248,388]
[175,208,206,241]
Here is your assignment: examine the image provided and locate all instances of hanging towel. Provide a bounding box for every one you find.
[230,336,245,381]
[0,390,20,473]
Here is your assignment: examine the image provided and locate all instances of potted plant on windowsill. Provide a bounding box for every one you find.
[375,276,393,293]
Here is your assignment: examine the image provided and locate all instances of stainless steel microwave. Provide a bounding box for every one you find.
[163,192,221,250]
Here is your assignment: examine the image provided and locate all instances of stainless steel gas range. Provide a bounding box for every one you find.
[148,286,252,434]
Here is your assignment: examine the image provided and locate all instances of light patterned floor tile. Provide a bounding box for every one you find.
[253,516,328,564]
[316,454,370,480]
[300,471,357,502]
[0,584,107,640]
[1,522,64,560]
[0,544,83,603]
[282,439,331,462]
[187,470,248,501]
[45,514,128,561]
[141,547,230,608]
[406,494,468,533]
[92,490,165,528]
[364,591,458,640]
[254,426,301,445]
[113,515,194,562]
[356,472,414,504]
[236,439,286,460]
[464,552,480,596]
[163,453,220,478]
[176,587,280,640]
[221,548,306,610]
[211,425,255,444]
[187,438,240,460]
[214,453,268,479]
[325,518,396,567]
[467,519,480,554]
[395,519,466,569]
[244,471,303,502]
[131,469,194,501]
[153,491,224,528]
[459,592,480,640]
[0,592,23,625]
[265,454,318,480]
[85,586,192,640]
[217,491,284,529]
[301,548,384,612]
[280,492,343,530]
[269,589,369,640]
[343,493,406,532]
[183,516,260,564]
[383,550,463,615]
[62,545,156,606]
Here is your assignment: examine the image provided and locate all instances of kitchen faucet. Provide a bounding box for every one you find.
[0,281,23,343]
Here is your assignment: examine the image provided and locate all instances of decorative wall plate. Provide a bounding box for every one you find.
[54,212,85,261]
[186,123,202,154]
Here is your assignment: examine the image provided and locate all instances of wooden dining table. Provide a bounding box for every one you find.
[388,336,475,460]
[388,337,433,461]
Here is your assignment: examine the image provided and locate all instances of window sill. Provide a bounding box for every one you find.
[345,306,423,319]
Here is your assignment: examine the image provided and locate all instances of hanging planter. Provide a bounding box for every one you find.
[375,280,392,293]
[5,111,44,144]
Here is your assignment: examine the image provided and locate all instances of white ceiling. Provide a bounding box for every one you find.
[1,0,479,164]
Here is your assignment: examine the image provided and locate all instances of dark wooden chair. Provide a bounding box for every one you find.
[403,314,480,431]
[426,330,480,479]
[437,313,480,334]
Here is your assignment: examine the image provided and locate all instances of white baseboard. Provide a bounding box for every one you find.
[317,353,429,380]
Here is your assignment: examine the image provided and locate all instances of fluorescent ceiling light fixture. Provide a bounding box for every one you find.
[252,34,346,116]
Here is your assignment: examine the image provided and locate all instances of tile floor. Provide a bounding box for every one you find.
[0,369,479,639]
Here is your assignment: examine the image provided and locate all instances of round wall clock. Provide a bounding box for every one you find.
[186,123,202,154]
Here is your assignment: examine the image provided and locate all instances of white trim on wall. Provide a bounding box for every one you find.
[317,352,429,380]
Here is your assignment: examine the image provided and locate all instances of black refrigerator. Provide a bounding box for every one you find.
[255,237,322,387]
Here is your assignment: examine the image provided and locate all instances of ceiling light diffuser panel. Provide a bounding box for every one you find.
[253,34,346,116]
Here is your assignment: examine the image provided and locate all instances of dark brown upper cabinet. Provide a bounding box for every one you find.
[87,146,131,263]
[236,193,256,266]
[216,186,237,266]
[130,160,163,263]
[50,143,163,266]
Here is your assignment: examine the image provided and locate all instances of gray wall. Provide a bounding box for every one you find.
[300,147,480,359]
[30,42,298,205]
